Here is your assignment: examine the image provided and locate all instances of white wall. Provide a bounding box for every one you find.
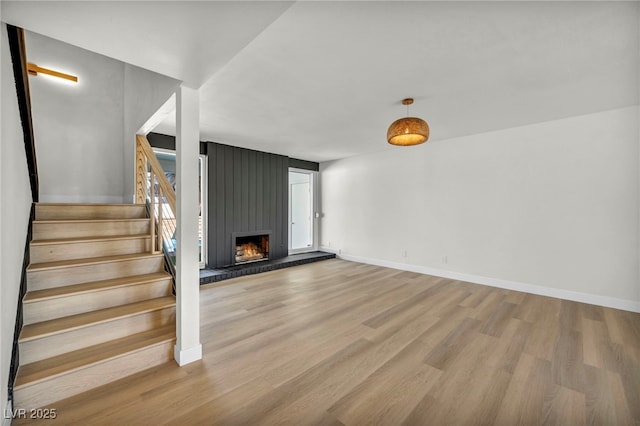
[26,31,179,203]
[1,23,33,419]
[123,64,179,202]
[320,106,640,311]
[27,31,125,203]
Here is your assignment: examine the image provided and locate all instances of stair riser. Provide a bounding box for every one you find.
[36,205,147,220]
[14,340,174,410]
[23,280,173,325]
[33,221,150,239]
[28,257,165,291]
[20,306,175,364]
[30,238,151,263]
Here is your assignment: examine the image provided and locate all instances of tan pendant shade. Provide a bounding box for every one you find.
[387,98,429,146]
[386,117,430,146]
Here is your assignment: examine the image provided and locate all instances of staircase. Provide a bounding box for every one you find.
[13,203,176,410]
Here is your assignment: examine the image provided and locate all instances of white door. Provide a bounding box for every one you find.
[289,171,313,251]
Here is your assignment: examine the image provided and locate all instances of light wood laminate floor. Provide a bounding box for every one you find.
[15,259,640,425]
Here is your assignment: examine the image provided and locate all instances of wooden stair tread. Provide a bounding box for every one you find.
[27,252,164,271]
[18,201,173,408]
[34,218,149,223]
[20,297,176,342]
[14,325,175,388]
[33,217,149,225]
[32,234,151,245]
[36,203,146,207]
[23,273,171,302]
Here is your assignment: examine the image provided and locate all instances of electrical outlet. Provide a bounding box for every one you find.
[338,249,342,255]
[443,255,448,264]
[402,250,407,258]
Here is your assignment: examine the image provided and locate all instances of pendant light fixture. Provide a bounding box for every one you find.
[387,98,429,146]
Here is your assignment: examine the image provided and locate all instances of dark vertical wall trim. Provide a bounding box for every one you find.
[248,152,256,231]
[224,145,234,266]
[241,150,249,231]
[263,153,271,231]
[289,157,320,172]
[232,149,242,240]
[207,142,288,267]
[8,204,35,403]
[7,24,39,202]
[147,132,207,155]
[256,152,264,231]
[276,156,284,254]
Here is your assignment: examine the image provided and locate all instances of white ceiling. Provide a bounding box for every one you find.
[3,1,639,162]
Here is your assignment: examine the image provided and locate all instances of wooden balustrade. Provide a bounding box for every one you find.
[135,135,177,255]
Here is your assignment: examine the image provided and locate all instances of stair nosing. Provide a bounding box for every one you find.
[31,234,152,245]
[27,252,164,272]
[14,326,176,389]
[34,218,149,224]
[23,273,172,303]
[19,297,176,342]
[36,203,146,207]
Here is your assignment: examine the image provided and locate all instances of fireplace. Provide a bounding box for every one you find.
[233,231,270,265]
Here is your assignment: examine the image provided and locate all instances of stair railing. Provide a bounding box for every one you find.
[7,24,39,202]
[6,23,39,406]
[135,134,177,281]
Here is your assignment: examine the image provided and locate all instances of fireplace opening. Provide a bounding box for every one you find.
[234,233,270,264]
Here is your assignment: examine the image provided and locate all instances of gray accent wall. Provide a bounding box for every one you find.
[207,143,289,268]
[147,133,320,269]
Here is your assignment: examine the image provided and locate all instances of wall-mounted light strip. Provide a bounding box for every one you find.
[27,63,78,83]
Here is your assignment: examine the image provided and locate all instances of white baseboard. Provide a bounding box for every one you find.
[321,247,640,313]
[174,343,202,366]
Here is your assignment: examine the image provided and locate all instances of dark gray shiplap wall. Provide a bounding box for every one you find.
[207,143,288,267]
[146,133,319,268]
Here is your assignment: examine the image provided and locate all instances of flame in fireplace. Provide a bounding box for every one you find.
[241,242,261,257]
[236,239,268,263]
[235,234,269,264]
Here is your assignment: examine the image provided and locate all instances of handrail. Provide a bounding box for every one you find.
[136,134,176,212]
[7,24,39,202]
[136,135,177,281]
[6,23,39,405]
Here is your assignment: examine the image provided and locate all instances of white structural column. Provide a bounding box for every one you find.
[174,85,202,365]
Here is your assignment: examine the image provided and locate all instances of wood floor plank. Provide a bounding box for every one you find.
[608,369,635,425]
[551,329,585,393]
[582,303,605,322]
[263,324,372,388]
[329,350,441,425]
[423,333,514,425]
[361,279,444,328]
[494,352,554,425]
[458,285,492,308]
[423,317,481,370]
[583,364,633,425]
[479,300,517,337]
[12,259,640,425]
[542,385,586,425]
[486,316,530,374]
[522,297,562,361]
[582,317,611,369]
